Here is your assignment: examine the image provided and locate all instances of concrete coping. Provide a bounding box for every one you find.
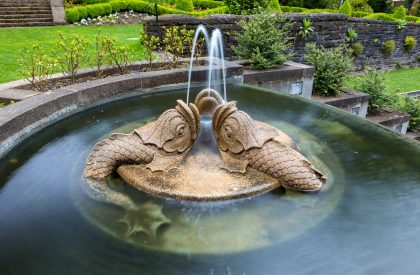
[0,58,243,157]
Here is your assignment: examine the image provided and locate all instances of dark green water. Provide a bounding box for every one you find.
[0,84,419,275]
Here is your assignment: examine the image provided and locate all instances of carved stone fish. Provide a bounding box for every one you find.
[84,100,200,181]
[212,101,326,192]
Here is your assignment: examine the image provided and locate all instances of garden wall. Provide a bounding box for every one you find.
[143,13,420,70]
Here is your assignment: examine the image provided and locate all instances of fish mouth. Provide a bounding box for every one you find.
[176,100,200,140]
[194,88,224,115]
[212,101,238,139]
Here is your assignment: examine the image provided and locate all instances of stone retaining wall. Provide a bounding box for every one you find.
[143,13,420,70]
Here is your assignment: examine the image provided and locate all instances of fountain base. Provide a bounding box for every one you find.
[117,152,281,201]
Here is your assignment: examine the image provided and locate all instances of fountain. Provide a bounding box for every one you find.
[0,25,419,274]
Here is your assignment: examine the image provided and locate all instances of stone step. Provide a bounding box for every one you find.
[0,22,54,27]
[0,17,53,23]
[0,10,51,16]
[0,14,53,19]
[0,7,51,11]
[0,2,50,7]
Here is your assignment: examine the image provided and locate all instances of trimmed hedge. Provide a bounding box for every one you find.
[65,8,79,23]
[352,11,369,17]
[86,3,112,18]
[193,0,224,9]
[109,0,128,12]
[364,13,397,21]
[280,6,307,12]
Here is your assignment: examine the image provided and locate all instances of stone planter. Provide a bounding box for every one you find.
[367,108,411,135]
[242,61,314,99]
[312,89,369,118]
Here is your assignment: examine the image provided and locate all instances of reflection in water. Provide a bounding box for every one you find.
[0,85,419,274]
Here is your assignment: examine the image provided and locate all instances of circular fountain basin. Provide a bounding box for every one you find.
[0,84,419,274]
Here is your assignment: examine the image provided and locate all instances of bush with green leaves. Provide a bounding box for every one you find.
[354,67,395,114]
[109,45,134,74]
[404,35,417,51]
[397,96,420,132]
[86,3,112,18]
[304,43,353,96]
[19,43,58,92]
[410,3,420,16]
[350,0,373,12]
[367,0,392,13]
[193,0,225,9]
[396,19,407,30]
[162,26,194,66]
[65,8,79,23]
[94,34,115,77]
[140,29,160,69]
[364,12,397,21]
[176,0,194,12]
[55,32,90,83]
[224,0,269,14]
[382,40,396,56]
[232,12,293,69]
[351,42,364,56]
[339,0,352,16]
[346,27,358,43]
[298,18,314,38]
[406,15,420,22]
[268,0,282,11]
[352,11,370,17]
[393,5,406,20]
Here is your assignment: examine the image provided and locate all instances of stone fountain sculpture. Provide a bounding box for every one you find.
[84,89,326,200]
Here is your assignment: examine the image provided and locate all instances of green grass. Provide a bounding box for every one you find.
[0,24,144,84]
[345,68,420,94]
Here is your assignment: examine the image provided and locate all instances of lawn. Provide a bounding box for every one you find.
[345,68,420,94]
[0,24,144,84]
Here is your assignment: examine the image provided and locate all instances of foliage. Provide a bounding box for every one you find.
[304,43,353,96]
[193,0,225,9]
[396,61,403,70]
[268,0,282,11]
[86,3,112,18]
[393,5,406,19]
[176,0,194,12]
[110,0,128,12]
[162,26,194,66]
[109,45,134,74]
[55,32,90,83]
[382,40,396,56]
[397,96,420,131]
[404,35,417,51]
[364,12,396,21]
[367,0,392,13]
[352,11,370,17]
[346,27,358,43]
[224,0,269,14]
[354,67,395,114]
[94,34,115,77]
[350,0,373,12]
[232,12,293,69]
[65,8,80,23]
[339,0,352,16]
[19,43,58,92]
[396,19,407,30]
[406,15,420,22]
[351,42,364,56]
[280,5,307,12]
[140,29,160,69]
[298,18,314,38]
[0,102,4,108]
[410,3,420,16]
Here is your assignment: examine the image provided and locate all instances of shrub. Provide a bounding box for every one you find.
[350,0,373,12]
[94,34,115,77]
[140,29,160,69]
[367,0,392,13]
[352,11,369,17]
[190,6,227,16]
[354,67,395,114]
[109,0,128,12]
[269,0,282,11]
[364,12,396,21]
[351,42,364,56]
[76,6,88,18]
[65,8,79,23]
[404,35,417,51]
[410,3,420,17]
[339,0,352,16]
[109,45,134,74]
[176,0,194,12]
[55,32,90,83]
[406,15,420,22]
[346,27,358,43]
[304,43,353,96]
[86,3,112,18]
[162,26,194,66]
[19,43,58,92]
[193,0,224,9]
[298,18,314,38]
[396,19,407,30]
[280,6,307,12]
[382,40,396,56]
[126,1,154,14]
[393,5,406,20]
[301,8,337,13]
[224,0,269,14]
[397,96,420,131]
[232,12,293,69]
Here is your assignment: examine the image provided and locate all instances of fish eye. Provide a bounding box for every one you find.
[224,127,231,139]
[177,126,185,136]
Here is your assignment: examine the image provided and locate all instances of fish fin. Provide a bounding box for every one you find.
[220,150,248,173]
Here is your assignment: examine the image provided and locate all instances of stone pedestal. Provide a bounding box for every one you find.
[49,0,66,24]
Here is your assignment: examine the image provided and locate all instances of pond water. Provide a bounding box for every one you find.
[0,84,419,274]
